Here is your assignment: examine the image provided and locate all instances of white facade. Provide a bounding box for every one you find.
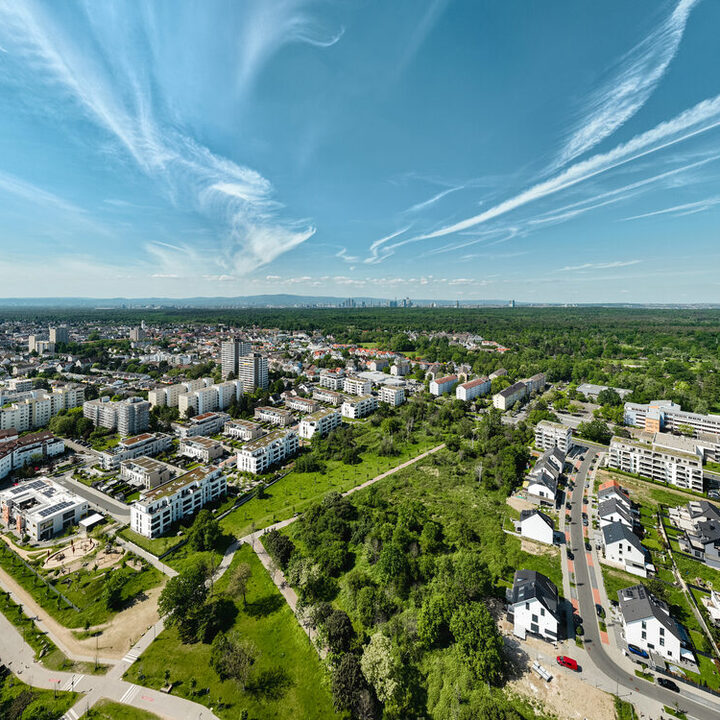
[83,396,150,436]
[341,395,378,419]
[120,457,173,489]
[172,411,230,438]
[608,436,703,493]
[299,409,341,439]
[0,478,88,541]
[220,339,252,379]
[237,430,299,474]
[493,381,528,410]
[313,387,345,406]
[519,510,554,545]
[237,353,268,392]
[224,420,264,441]
[319,371,345,391]
[0,431,65,481]
[148,378,212,408]
[285,396,320,413]
[130,467,227,538]
[177,380,242,417]
[456,377,490,401]
[98,432,173,470]
[429,375,458,396]
[343,376,372,396]
[179,436,224,462]
[534,420,573,452]
[508,570,560,642]
[602,523,651,577]
[254,406,294,427]
[379,385,406,407]
[0,385,85,433]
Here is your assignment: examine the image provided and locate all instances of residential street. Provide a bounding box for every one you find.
[567,445,720,720]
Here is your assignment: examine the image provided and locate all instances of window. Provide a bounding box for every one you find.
[641,621,646,629]
[532,614,538,623]
[641,631,647,640]
[540,608,545,616]
[659,627,664,636]
[659,638,665,647]
[525,602,530,610]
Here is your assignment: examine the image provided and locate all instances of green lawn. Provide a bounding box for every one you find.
[118,527,186,557]
[674,552,720,589]
[124,546,339,720]
[0,543,163,628]
[81,698,162,720]
[220,430,437,540]
[600,565,641,603]
[0,672,78,719]
[503,534,563,591]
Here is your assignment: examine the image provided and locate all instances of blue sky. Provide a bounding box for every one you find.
[1,0,719,302]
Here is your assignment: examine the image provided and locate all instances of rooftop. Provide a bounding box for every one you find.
[140,466,220,502]
[240,429,295,452]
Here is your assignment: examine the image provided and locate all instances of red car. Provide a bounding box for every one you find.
[556,655,579,671]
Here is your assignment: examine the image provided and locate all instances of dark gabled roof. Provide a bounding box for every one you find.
[520,509,554,530]
[602,522,643,553]
[598,485,630,503]
[617,585,682,641]
[510,569,559,619]
[598,498,633,525]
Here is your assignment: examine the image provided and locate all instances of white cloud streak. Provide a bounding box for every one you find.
[558,260,641,272]
[622,196,720,220]
[0,1,329,275]
[402,186,462,214]
[555,0,699,168]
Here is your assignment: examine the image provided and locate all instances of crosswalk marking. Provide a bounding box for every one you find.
[61,709,79,720]
[122,649,141,664]
[120,684,139,705]
[61,675,84,691]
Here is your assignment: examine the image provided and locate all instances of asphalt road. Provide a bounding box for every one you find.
[569,445,720,720]
[54,474,130,522]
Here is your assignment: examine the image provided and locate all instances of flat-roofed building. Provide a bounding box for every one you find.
[299,408,342,439]
[237,353,268,392]
[341,395,378,419]
[379,385,405,407]
[120,456,173,489]
[521,372,547,395]
[180,436,224,463]
[0,385,85,433]
[83,396,150,436]
[0,431,65,480]
[577,383,632,401]
[0,478,88,541]
[429,374,459,396]
[313,387,345,406]
[98,432,173,470]
[148,378,212,408]
[172,411,230,438]
[224,420,265,442]
[493,381,528,410]
[130,466,227,538]
[220,339,252,379]
[535,420,573,452]
[254,406,294,427]
[456,376,490,402]
[608,435,703,493]
[319,370,345,391]
[344,376,372,396]
[624,400,720,440]
[285,396,319,414]
[237,429,298,474]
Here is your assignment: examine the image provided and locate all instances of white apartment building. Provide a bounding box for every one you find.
[608,436,703,493]
[179,436,224,463]
[341,395,378,419]
[598,498,634,528]
[313,387,345,406]
[237,353,268,392]
[492,381,528,410]
[224,420,265,442]
[344,376,372,396]
[220,339,252,379]
[237,430,299,474]
[624,400,720,439]
[525,447,564,507]
[521,372,547,395]
[120,457,173,490]
[299,408,342,440]
[602,523,652,577]
[507,569,560,642]
[49,326,69,345]
[319,370,345,391]
[285,396,319,414]
[83,396,150,436]
[148,378,212,408]
[455,376,490,402]
[8,378,33,392]
[391,360,410,376]
[172,411,230,438]
[379,385,406,407]
[0,478,88,541]
[0,431,65,481]
[254,406,294,427]
[0,385,85,433]
[429,375,458,396]
[178,380,243,417]
[130,466,227,538]
[618,585,693,663]
[98,432,173,470]
[534,420,573,453]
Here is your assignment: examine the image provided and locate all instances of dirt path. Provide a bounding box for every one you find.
[1,533,55,561]
[0,564,164,660]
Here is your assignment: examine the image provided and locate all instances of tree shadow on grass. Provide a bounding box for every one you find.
[247,667,293,700]
[244,593,284,618]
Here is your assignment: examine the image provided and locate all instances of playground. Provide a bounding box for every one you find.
[42,538,124,573]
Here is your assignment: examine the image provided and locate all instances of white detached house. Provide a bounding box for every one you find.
[598,498,634,529]
[602,522,654,578]
[519,509,555,545]
[508,569,560,642]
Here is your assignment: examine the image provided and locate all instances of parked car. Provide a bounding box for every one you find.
[567,549,574,560]
[627,644,649,659]
[556,655,579,671]
[585,541,591,551]
[572,614,583,625]
[582,497,588,505]
[595,604,605,618]
[583,517,589,527]
[657,677,679,692]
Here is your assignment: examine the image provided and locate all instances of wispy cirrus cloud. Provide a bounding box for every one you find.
[0,1,333,276]
[558,260,641,272]
[555,0,700,168]
[402,186,462,214]
[622,196,720,220]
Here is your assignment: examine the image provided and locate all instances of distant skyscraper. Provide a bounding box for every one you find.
[509,299,516,308]
[221,339,252,379]
[237,353,268,392]
[49,326,69,345]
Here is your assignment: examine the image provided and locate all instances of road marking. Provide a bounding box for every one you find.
[61,709,79,720]
[120,684,139,705]
[62,674,83,691]
[122,649,141,663]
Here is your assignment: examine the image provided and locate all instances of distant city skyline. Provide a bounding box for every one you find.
[0,0,719,302]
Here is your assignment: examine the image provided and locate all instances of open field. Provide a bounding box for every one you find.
[124,545,339,720]
[80,699,162,720]
[0,672,78,719]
